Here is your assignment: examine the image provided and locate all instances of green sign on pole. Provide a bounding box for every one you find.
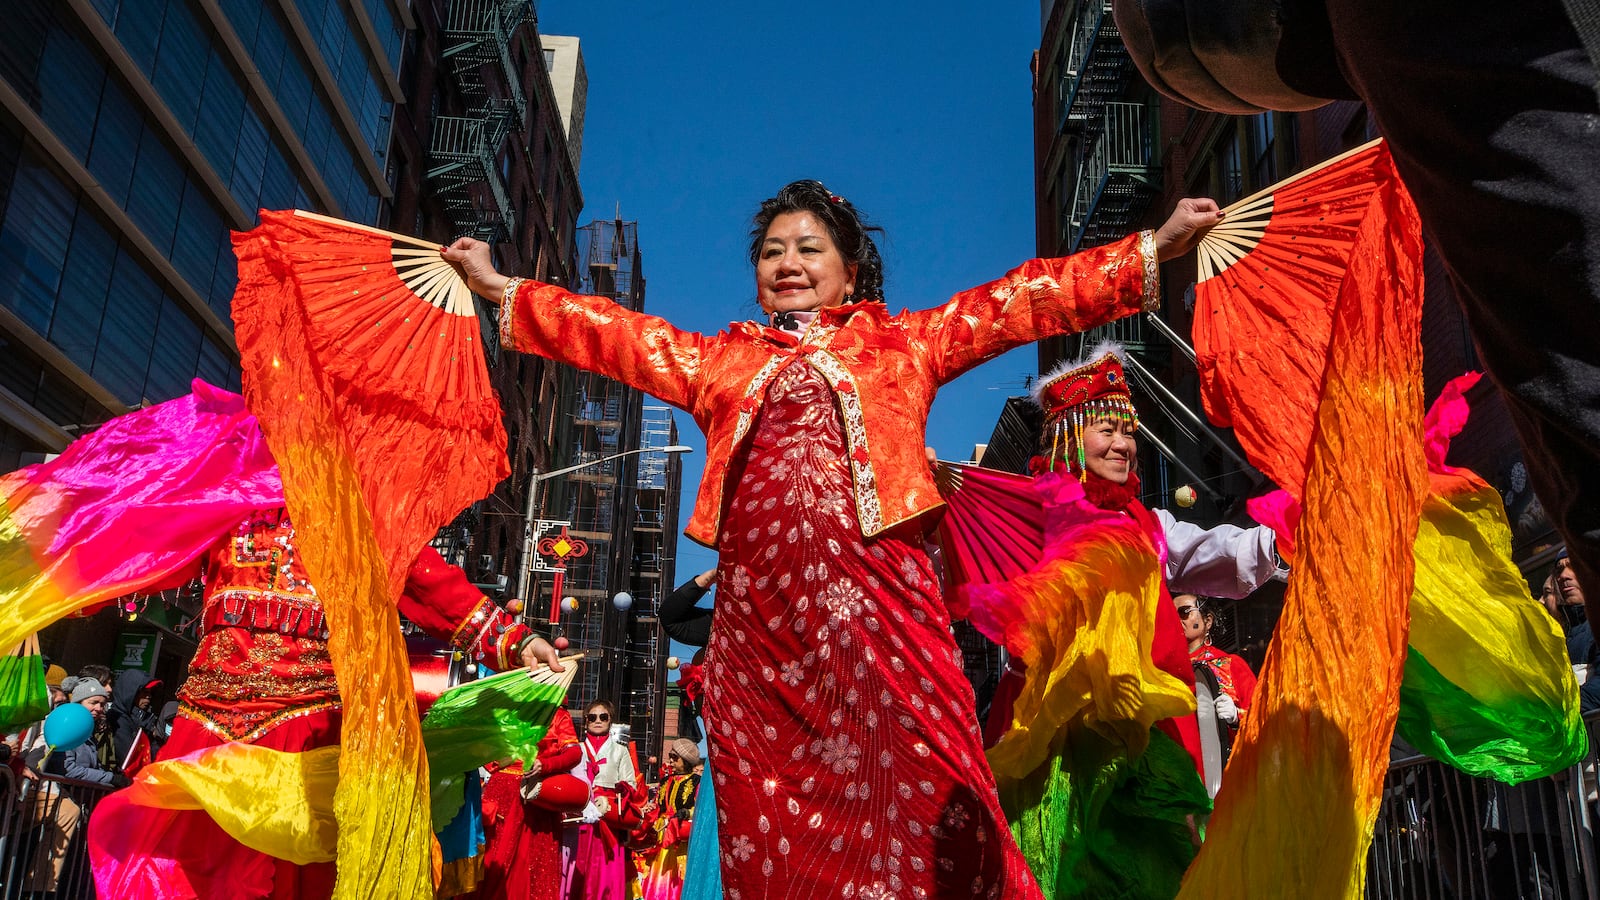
[112,631,160,676]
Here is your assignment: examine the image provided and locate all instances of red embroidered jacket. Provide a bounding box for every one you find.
[501,232,1159,546]
[177,507,529,741]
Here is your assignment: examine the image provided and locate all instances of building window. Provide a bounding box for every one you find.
[1218,124,1244,203]
[1248,114,1277,189]
[542,48,555,72]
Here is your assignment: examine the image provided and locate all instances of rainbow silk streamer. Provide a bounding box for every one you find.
[232,211,509,898]
[89,743,340,898]
[0,382,282,653]
[966,473,1193,783]
[1394,373,1580,780]
[1248,374,1583,784]
[1182,143,1428,896]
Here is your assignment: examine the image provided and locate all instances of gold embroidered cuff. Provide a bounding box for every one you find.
[1138,230,1161,312]
[498,277,524,348]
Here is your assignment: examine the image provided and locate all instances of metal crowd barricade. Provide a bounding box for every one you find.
[0,773,114,900]
[1364,712,1600,899]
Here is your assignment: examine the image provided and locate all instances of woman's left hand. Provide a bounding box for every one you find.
[1153,198,1225,262]
[441,237,510,300]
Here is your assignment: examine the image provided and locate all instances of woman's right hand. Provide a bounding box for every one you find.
[1153,198,1224,262]
[441,237,510,301]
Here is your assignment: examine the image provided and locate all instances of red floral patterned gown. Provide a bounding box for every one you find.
[705,360,1040,900]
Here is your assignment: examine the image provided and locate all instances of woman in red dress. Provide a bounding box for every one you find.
[444,181,1221,898]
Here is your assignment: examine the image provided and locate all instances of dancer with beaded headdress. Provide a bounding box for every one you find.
[955,343,1282,900]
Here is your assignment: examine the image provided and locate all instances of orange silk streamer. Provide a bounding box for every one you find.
[1180,153,1427,897]
[232,212,509,898]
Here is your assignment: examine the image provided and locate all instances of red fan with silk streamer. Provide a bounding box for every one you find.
[256,210,491,406]
[1192,138,1392,493]
[932,462,1046,614]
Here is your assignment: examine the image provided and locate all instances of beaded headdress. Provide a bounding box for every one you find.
[1032,341,1140,480]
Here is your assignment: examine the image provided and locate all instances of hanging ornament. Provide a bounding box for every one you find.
[613,592,633,611]
[666,656,680,670]
[505,598,524,614]
[562,596,580,612]
[1175,484,1198,508]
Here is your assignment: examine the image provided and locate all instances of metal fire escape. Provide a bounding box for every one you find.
[429,0,533,242]
[1058,0,1158,258]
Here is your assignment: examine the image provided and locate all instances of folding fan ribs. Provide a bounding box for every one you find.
[1192,137,1390,493]
[273,210,489,403]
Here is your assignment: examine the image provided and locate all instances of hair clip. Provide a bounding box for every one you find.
[829,194,843,204]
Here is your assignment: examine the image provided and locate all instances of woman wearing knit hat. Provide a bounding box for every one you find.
[44,678,125,788]
[638,738,701,900]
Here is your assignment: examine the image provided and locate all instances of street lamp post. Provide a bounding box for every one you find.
[514,444,692,618]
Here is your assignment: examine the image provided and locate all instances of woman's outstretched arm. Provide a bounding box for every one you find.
[442,238,707,412]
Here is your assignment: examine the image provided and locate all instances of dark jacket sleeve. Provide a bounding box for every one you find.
[659,578,714,647]
[1583,639,1600,715]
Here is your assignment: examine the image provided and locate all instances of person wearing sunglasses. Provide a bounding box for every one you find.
[1176,594,1257,734]
[562,700,636,898]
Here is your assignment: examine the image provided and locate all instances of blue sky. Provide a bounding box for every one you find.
[537,2,1048,656]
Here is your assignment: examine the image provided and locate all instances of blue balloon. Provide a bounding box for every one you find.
[42,703,94,750]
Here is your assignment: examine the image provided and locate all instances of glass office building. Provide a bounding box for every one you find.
[0,0,400,470]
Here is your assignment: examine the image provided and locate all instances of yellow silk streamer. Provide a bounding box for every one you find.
[985,522,1194,785]
[1179,167,1427,897]
[127,744,340,865]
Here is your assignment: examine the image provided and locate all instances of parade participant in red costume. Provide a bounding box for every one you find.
[469,708,584,900]
[564,700,637,900]
[443,180,1222,898]
[637,739,700,900]
[1176,594,1257,732]
[974,344,1282,899]
[89,506,556,899]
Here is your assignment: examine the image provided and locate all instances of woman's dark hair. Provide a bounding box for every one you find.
[749,180,886,302]
[585,699,616,718]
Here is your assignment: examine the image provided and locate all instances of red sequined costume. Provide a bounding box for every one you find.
[93,507,531,899]
[496,232,1159,898]
[468,711,582,900]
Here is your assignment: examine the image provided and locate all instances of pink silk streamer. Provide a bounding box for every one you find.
[0,381,283,651]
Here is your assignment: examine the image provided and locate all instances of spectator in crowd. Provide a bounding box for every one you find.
[1540,573,1561,617]
[1552,553,1593,665]
[659,568,716,745]
[657,571,720,900]
[108,670,165,762]
[44,664,68,708]
[44,678,127,788]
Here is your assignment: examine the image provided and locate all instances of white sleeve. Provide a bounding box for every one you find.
[1156,507,1282,599]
